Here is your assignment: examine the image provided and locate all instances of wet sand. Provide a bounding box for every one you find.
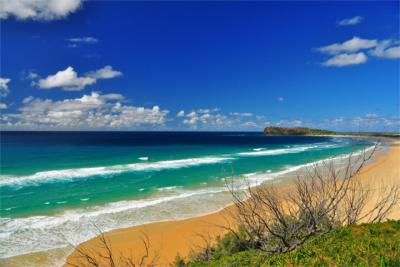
[64,139,400,266]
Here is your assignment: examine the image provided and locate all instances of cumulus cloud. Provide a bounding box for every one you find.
[266,114,399,132]
[229,112,253,117]
[0,0,82,21]
[337,16,363,26]
[0,103,7,109]
[0,77,11,97]
[351,113,396,129]
[318,37,378,55]
[322,52,367,67]
[365,113,379,119]
[24,71,39,80]
[369,40,400,59]
[86,66,123,79]
[37,66,122,91]
[21,70,39,86]
[330,118,344,125]
[241,121,257,127]
[1,92,169,130]
[316,37,400,67]
[276,119,303,127]
[178,108,260,130]
[316,114,399,131]
[38,67,95,91]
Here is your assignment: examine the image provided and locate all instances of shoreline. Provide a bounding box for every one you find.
[64,138,399,267]
[2,138,398,266]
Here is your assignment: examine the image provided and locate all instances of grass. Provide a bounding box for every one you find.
[184,220,400,267]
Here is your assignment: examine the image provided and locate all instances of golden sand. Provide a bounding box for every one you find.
[64,140,400,267]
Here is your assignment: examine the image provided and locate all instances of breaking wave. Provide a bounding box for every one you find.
[0,157,233,188]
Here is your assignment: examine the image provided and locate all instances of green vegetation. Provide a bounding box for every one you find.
[180,221,400,266]
[264,127,335,136]
[264,126,400,138]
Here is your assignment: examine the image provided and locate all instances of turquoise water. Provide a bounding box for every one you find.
[0,132,373,259]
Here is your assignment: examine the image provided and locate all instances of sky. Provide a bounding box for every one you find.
[0,0,399,131]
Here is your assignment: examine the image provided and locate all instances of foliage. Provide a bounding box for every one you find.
[264,127,334,136]
[263,126,400,138]
[184,220,400,267]
[220,144,398,255]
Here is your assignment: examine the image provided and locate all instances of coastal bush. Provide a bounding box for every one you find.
[183,143,399,266]
[67,231,159,267]
[184,220,400,266]
[219,144,399,256]
[213,225,251,256]
[263,126,334,136]
[68,143,399,267]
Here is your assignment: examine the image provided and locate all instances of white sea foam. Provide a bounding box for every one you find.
[157,186,181,191]
[0,142,346,188]
[238,142,342,156]
[0,187,228,258]
[0,157,233,188]
[0,145,375,260]
[237,145,376,188]
[238,145,314,156]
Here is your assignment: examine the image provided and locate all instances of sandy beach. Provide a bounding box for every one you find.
[62,139,399,267]
[3,1,399,266]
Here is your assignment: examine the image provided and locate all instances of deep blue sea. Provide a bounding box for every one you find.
[0,131,373,260]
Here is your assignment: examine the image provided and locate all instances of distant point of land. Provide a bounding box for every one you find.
[264,126,400,138]
[264,127,334,136]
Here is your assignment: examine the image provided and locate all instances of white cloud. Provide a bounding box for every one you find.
[1,92,169,130]
[229,112,253,117]
[21,70,39,86]
[331,118,344,125]
[322,52,367,67]
[86,66,123,79]
[318,37,378,55]
[22,96,34,104]
[37,66,122,91]
[276,119,303,127]
[369,40,400,59]
[0,0,82,21]
[325,114,399,131]
[179,108,261,130]
[21,70,39,80]
[38,67,95,91]
[241,121,257,127]
[266,114,399,132]
[337,16,363,26]
[0,103,7,109]
[197,108,220,114]
[365,113,379,119]
[183,111,198,125]
[177,110,185,117]
[316,37,400,67]
[0,77,11,97]
[277,97,284,102]
[68,37,98,44]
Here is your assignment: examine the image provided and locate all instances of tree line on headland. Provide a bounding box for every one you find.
[264,126,400,138]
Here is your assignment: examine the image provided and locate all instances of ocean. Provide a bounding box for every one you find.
[0,131,374,261]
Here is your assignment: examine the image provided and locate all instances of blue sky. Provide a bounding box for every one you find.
[0,1,399,131]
